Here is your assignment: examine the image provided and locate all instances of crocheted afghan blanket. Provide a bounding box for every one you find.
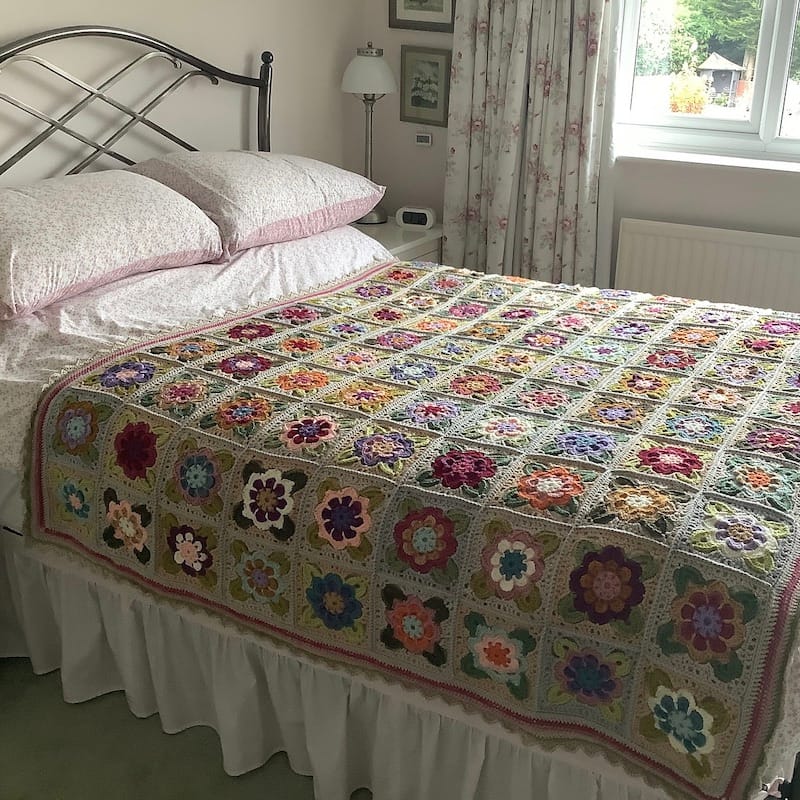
[29,261,800,799]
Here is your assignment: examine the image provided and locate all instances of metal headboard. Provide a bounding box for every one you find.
[0,25,274,176]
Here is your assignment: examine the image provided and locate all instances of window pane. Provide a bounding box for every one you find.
[630,0,762,122]
[779,6,800,137]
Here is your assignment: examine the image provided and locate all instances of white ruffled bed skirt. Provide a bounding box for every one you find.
[2,533,793,800]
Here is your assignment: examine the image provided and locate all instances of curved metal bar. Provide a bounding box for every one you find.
[67,69,215,173]
[0,25,273,174]
[0,92,135,166]
[6,54,218,152]
[0,26,269,90]
[0,51,180,174]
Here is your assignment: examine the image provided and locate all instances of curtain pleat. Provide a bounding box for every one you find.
[443,0,613,286]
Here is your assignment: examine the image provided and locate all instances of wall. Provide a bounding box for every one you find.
[0,0,365,182]
[612,155,800,276]
[345,3,453,218]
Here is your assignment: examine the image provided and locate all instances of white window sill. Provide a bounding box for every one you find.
[614,142,800,175]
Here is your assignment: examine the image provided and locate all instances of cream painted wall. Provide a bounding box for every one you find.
[345,4,453,218]
[0,0,365,181]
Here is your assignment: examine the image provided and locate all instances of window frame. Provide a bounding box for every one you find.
[614,0,800,160]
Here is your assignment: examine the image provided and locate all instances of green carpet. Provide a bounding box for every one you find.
[0,658,372,800]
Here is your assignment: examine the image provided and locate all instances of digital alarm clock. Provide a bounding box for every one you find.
[396,206,436,230]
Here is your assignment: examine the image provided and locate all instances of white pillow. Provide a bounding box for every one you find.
[0,170,223,318]
[131,151,385,256]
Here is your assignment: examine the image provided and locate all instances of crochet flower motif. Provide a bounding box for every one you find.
[691,503,788,573]
[305,572,364,631]
[332,349,380,370]
[461,612,535,700]
[174,449,221,505]
[619,371,669,397]
[761,318,800,335]
[216,353,273,379]
[393,506,458,574]
[101,489,151,565]
[100,359,156,387]
[114,421,157,480]
[242,469,295,529]
[279,305,321,324]
[647,687,716,756]
[741,426,800,458]
[403,399,462,426]
[568,545,645,624]
[280,336,323,355]
[55,401,100,455]
[275,368,330,393]
[227,322,276,341]
[166,524,213,577]
[480,532,545,599]
[449,302,488,318]
[664,412,725,442]
[327,381,401,412]
[715,455,797,510]
[550,362,601,385]
[353,432,414,468]
[588,400,644,427]
[552,429,617,462]
[712,358,767,386]
[637,446,703,479]
[61,481,90,519]
[156,380,207,411]
[280,416,338,451]
[689,384,744,410]
[375,331,424,350]
[163,339,219,362]
[516,466,585,512]
[450,373,502,397]
[431,449,497,490]
[380,585,448,666]
[389,360,439,383]
[672,582,745,664]
[314,488,372,550]
[213,396,272,432]
[521,331,569,350]
[553,647,625,708]
[517,388,572,413]
[645,349,698,371]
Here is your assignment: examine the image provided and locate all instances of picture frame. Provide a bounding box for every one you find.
[400,45,452,128]
[389,0,455,33]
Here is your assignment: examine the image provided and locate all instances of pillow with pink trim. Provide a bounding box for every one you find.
[0,170,223,319]
[131,151,385,256]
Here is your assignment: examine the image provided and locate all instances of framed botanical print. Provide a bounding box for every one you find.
[400,45,452,128]
[389,0,455,33]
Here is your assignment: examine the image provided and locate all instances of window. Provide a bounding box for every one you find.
[616,0,800,158]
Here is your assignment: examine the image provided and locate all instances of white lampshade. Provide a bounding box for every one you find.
[341,42,397,95]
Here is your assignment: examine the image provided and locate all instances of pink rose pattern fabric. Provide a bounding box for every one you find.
[443,0,611,285]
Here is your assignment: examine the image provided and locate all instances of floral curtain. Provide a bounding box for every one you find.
[443,0,613,285]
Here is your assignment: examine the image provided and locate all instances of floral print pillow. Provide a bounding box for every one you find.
[132,151,385,256]
[0,170,222,318]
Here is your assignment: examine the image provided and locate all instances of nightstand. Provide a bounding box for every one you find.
[353,219,443,262]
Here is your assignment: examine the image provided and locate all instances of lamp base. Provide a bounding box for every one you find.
[355,203,388,224]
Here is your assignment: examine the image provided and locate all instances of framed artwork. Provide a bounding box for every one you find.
[389,0,455,33]
[400,45,452,128]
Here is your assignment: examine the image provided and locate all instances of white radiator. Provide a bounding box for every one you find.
[614,218,800,312]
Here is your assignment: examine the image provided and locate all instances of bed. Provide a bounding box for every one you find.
[2,26,800,800]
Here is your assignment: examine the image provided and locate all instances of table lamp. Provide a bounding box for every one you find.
[341,42,397,224]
